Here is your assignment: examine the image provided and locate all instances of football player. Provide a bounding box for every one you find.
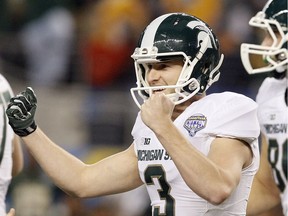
[241,0,288,215]
[0,73,23,216]
[6,13,260,215]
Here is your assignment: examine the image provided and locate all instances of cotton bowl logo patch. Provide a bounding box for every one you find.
[184,114,207,137]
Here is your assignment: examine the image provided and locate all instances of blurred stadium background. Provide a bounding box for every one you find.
[0,0,270,215]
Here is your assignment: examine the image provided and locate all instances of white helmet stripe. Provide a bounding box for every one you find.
[141,13,172,47]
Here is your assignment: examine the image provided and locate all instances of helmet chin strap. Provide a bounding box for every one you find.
[275,52,288,73]
[276,65,286,73]
[170,79,201,106]
[273,53,288,79]
[130,78,200,109]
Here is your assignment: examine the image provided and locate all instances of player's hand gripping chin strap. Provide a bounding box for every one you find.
[130,79,200,109]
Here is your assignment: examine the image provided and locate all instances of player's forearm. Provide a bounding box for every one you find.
[22,127,87,196]
[247,194,281,215]
[153,122,236,204]
[6,208,15,216]
[247,176,281,215]
[247,144,282,215]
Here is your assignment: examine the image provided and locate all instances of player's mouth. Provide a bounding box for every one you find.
[152,88,165,93]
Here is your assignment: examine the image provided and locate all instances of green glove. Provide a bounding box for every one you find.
[6,87,37,136]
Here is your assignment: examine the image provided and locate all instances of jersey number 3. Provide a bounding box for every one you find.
[144,165,175,216]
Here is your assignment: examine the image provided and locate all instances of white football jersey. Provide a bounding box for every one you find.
[256,77,288,215]
[0,74,14,215]
[132,92,260,216]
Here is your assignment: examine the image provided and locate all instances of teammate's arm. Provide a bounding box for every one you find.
[246,134,282,215]
[6,208,15,216]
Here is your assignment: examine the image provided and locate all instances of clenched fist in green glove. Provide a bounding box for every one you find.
[6,87,37,136]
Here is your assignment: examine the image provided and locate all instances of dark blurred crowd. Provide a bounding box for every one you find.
[0,0,267,215]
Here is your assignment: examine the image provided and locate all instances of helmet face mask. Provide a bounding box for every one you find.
[130,13,224,108]
[240,0,288,75]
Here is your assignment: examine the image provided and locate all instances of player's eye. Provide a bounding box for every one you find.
[154,63,169,70]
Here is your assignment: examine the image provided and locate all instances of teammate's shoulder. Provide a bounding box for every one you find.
[0,73,11,92]
[0,73,7,83]
[256,77,286,104]
[259,77,275,90]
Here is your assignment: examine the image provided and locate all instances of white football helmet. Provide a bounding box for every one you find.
[241,0,288,75]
